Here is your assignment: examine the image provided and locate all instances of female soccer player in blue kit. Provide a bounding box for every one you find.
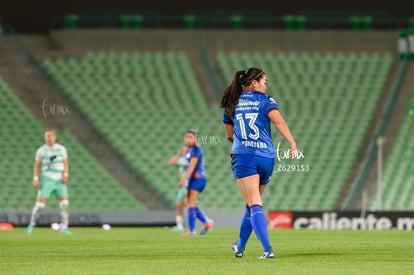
[221,67,297,259]
[177,130,213,236]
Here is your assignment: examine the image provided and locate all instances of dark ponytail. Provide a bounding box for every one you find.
[220,67,264,117]
[220,70,245,117]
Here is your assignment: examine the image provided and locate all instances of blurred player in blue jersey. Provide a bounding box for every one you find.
[221,67,297,259]
[177,130,213,236]
[168,145,189,231]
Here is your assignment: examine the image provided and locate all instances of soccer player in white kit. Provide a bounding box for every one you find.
[26,129,71,234]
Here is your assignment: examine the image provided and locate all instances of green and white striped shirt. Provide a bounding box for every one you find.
[35,143,68,180]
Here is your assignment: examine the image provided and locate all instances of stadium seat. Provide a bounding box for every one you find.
[230,15,243,29]
[349,16,373,30]
[183,14,196,29]
[283,15,295,30]
[408,17,414,30]
[64,14,79,29]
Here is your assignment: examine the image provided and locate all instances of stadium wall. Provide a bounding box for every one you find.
[0,210,244,228]
[0,0,413,33]
[2,210,414,230]
[44,29,398,55]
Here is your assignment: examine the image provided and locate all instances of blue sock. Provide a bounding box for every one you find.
[238,205,252,251]
[196,207,207,224]
[250,204,272,252]
[188,207,197,232]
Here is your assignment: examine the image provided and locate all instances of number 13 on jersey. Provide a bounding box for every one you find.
[236,112,260,140]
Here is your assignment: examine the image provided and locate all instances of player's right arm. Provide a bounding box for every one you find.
[168,147,185,166]
[33,147,43,188]
[33,160,41,189]
[268,109,297,154]
[222,112,234,143]
[177,156,199,188]
[223,123,234,143]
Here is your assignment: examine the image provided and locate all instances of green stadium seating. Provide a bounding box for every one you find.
[370,92,414,210]
[217,51,393,210]
[0,77,145,211]
[119,14,143,29]
[282,15,307,30]
[43,52,226,210]
[349,16,373,30]
[408,17,414,30]
[64,14,79,29]
[42,50,393,211]
[183,14,196,29]
[230,15,243,29]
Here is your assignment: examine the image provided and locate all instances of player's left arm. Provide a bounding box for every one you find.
[177,157,198,188]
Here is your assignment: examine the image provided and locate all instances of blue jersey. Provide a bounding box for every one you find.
[185,144,206,180]
[223,91,279,158]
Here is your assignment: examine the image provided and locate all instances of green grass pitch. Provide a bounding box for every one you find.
[1,227,413,274]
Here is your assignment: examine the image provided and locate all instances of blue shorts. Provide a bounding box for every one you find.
[187,178,206,193]
[231,154,274,184]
